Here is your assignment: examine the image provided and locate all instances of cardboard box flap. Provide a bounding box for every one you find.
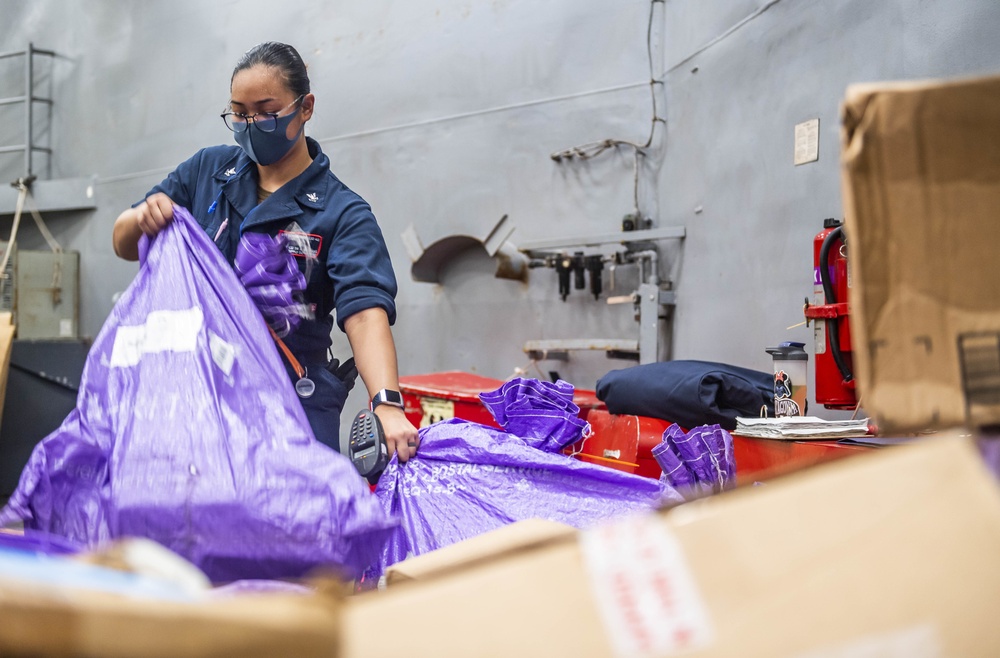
[385,518,574,585]
[841,74,1000,432]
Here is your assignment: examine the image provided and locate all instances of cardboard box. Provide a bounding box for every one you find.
[841,75,1000,434]
[385,518,574,586]
[0,573,341,657]
[0,534,343,656]
[343,434,1000,657]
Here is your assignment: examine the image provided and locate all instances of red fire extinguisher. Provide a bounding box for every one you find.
[804,218,857,409]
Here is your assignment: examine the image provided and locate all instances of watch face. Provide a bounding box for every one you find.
[376,389,404,407]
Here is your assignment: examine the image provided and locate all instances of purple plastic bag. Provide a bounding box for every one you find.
[233,231,312,338]
[0,206,396,582]
[0,529,81,556]
[479,377,590,452]
[208,579,313,598]
[652,423,736,498]
[978,437,1000,483]
[368,388,683,578]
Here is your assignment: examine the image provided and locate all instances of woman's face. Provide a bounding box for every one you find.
[229,65,313,140]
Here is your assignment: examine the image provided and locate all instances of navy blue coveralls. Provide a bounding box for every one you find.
[139,137,398,451]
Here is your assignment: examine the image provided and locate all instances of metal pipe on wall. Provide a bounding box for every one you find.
[24,43,32,177]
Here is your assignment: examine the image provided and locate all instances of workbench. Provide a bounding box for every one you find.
[398,371,874,485]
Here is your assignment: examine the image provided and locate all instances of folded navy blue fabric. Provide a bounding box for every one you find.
[596,360,774,430]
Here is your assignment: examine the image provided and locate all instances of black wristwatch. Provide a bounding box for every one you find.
[371,388,404,411]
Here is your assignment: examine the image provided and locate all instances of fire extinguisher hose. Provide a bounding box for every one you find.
[819,227,854,384]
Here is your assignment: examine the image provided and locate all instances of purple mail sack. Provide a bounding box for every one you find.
[652,423,736,498]
[0,206,396,582]
[233,230,312,338]
[366,378,683,579]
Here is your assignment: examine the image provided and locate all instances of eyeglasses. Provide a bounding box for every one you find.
[221,95,304,133]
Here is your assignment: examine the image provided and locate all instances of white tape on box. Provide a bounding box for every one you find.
[580,513,713,658]
[792,624,942,658]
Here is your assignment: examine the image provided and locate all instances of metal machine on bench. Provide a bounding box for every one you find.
[519,224,685,366]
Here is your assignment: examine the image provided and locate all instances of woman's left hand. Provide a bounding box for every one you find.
[374,405,420,463]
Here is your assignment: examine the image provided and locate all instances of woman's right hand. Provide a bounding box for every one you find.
[113,193,177,261]
[135,193,176,235]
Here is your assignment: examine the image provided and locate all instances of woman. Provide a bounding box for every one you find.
[112,42,419,462]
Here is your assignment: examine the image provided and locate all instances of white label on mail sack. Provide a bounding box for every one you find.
[208,330,236,377]
[580,513,713,658]
[110,307,203,367]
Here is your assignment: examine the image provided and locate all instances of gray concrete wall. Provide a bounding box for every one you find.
[661,0,1000,415]
[2,0,999,437]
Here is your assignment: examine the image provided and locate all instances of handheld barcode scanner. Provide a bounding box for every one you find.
[348,409,389,479]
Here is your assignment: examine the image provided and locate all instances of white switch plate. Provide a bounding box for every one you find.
[794,118,820,165]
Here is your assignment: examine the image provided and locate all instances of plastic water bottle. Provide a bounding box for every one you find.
[765,341,808,417]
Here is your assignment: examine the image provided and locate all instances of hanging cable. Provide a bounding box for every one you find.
[0,183,28,303]
[550,0,666,217]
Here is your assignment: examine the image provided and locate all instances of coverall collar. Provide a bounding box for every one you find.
[211,137,331,232]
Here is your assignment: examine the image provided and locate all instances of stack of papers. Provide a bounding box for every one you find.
[735,416,871,440]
